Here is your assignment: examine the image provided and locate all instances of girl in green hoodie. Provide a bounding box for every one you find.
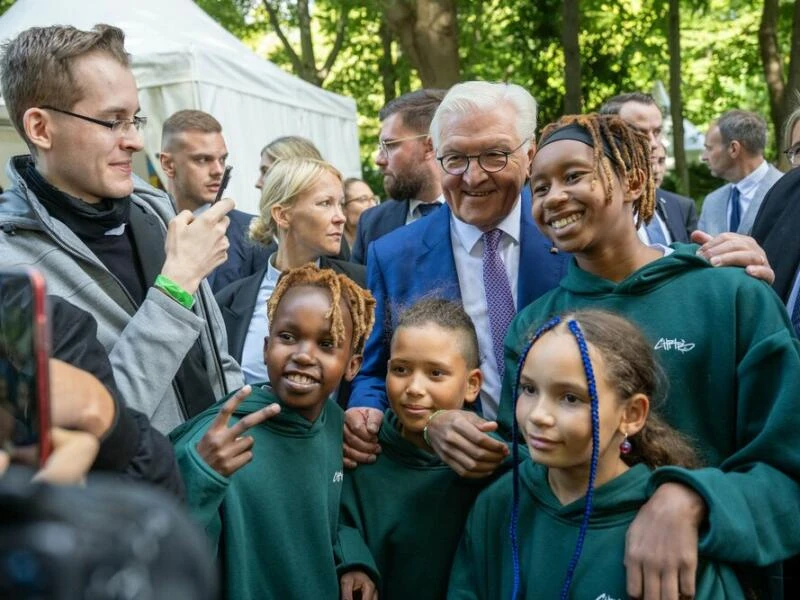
[449,309,744,599]
[496,114,800,598]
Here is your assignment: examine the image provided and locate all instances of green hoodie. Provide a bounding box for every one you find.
[448,460,745,599]
[336,410,491,600]
[499,244,800,588]
[169,384,344,600]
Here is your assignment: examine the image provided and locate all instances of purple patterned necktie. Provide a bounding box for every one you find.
[483,228,516,380]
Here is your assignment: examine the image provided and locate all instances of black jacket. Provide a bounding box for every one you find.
[50,296,184,498]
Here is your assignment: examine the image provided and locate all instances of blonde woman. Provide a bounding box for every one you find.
[216,157,365,384]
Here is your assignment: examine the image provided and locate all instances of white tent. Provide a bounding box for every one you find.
[0,0,362,213]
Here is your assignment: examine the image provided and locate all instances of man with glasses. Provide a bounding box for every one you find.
[0,24,242,434]
[345,81,566,461]
[350,89,447,264]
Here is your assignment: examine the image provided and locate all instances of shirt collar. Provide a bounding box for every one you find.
[409,194,445,217]
[450,195,522,254]
[266,252,320,284]
[734,160,769,198]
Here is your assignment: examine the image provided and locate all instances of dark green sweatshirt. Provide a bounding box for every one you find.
[499,244,800,585]
[336,410,491,600]
[448,460,745,599]
[169,385,344,600]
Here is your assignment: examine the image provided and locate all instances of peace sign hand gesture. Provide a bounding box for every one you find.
[195,385,281,477]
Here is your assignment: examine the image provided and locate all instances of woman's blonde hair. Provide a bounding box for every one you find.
[249,157,342,246]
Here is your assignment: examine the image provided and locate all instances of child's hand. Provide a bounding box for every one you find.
[343,407,383,469]
[426,410,509,478]
[195,385,281,477]
[340,570,378,600]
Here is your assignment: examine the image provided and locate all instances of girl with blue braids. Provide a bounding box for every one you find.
[448,309,744,599]
[496,113,800,599]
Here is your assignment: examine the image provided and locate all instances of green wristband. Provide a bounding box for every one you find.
[154,274,195,309]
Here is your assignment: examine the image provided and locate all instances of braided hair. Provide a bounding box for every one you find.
[509,309,699,599]
[538,114,656,228]
[267,264,376,355]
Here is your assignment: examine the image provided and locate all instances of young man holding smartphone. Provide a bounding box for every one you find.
[0,24,243,434]
[159,110,271,292]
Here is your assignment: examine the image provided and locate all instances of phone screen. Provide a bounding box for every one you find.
[0,271,50,468]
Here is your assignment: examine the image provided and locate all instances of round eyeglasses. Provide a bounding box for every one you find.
[437,139,529,176]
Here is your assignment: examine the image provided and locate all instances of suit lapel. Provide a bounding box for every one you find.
[418,204,461,301]
[380,200,410,237]
[657,193,687,243]
[518,186,559,307]
[127,201,166,286]
[739,166,778,234]
[222,265,268,360]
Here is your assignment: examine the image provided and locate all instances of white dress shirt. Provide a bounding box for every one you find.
[450,197,521,420]
[728,160,769,224]
[241,254,283,384]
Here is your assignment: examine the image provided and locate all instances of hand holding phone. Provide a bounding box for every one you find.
[214,165,233,203]
[0,269,51,468]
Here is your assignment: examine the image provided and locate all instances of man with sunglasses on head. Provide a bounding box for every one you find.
[345,81,567,464]
[350,89,447,264]
[0,24,242,435]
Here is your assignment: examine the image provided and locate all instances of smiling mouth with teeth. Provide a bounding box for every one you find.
[286,373,318,385]
[549,213,583,230]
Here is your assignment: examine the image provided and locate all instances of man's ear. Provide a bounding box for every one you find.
[22,107,54,152]
[344,353,363,382]
[624,167,646,203]
[728,140,742,159]
[423,135,435,160]
[160,151,176,178]
[463,367,483,405]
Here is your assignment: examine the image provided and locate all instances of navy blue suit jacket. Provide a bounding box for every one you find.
[350,199,410,264]
[656,188,697,243]
[208,209,273,293]
[349,191,568,410]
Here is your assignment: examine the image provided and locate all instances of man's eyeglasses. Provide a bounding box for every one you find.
[39,105,147,135]
[437,139,529,176]
[377,134,427,157]
[783,142,800,166]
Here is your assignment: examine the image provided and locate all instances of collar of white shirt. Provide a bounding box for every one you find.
[450,195,522,255]
[735,159,769,200]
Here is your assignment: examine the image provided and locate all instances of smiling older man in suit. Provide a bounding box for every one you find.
[699,110,782,235]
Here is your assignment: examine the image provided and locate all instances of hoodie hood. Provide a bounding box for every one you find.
[169,383,331,443]
[521,460,650,526]
[559,243,710,296]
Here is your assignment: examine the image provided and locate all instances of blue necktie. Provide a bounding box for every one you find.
[483,229,516,381]
[729,186,741,232]
[645,214,668,246]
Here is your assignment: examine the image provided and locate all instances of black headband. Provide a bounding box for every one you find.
[539,122,616,161]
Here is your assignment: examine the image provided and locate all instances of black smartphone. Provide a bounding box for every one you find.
[0,269,51,468]
[214,165,233,203]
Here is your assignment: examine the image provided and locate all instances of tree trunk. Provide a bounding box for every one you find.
[378,16,398,104]
[562,0,582,113]
[380,0,461,88]
[782,0,800,149]
[667,0,689,196]
[758,0,785,156]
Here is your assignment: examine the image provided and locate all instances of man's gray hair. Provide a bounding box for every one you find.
[429,81,537,151]
[717,109,767,155]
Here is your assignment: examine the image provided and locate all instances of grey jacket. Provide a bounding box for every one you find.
[697,163,783,235]
[0,156,243,433]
